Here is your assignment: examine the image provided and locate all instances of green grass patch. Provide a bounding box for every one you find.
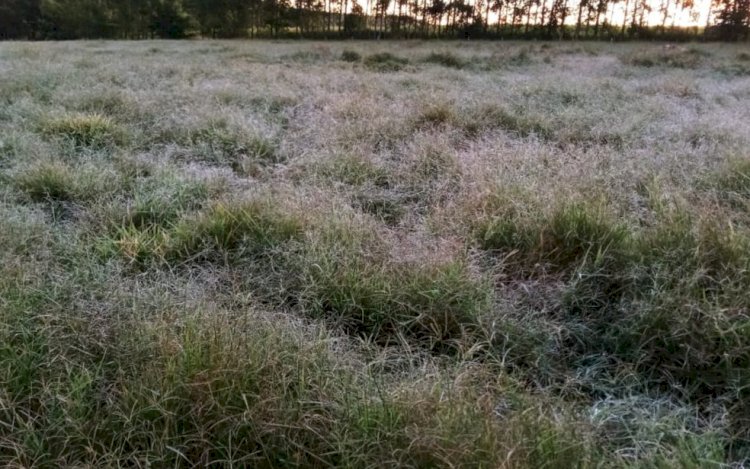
[315,153,390,187]
[102,195,304,266]
[298,219,489,348]
[701,158,750,213]
[340,49,362,62]
[353,190,406,225]
[165,199,305,263]
[414,102,457,128]
[364,53,409,72]
[462,104,550,138]
[95,172,211,234]
[189,125,279,166]
[475,193,629,272]
[622,46,706,69]
[14,160,118,204]
[423,51,465,69]
[39,113,123,148]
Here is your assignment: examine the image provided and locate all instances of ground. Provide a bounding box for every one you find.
[1,40,749,467]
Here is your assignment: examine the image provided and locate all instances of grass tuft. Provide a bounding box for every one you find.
[341,49,362,62]
[475,192,629,272]
[189,124,279,166]
[165,199,305,263]
[298,217,489,348]
[364,52,409,72]
[14,161,79,202]
[39,113,122,147]
[315,153,390,187]
[424,51,465,69]
[623,46,705,68]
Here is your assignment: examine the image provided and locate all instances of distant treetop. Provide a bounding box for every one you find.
[0,0,748,41]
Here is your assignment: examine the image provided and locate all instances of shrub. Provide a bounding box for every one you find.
[341,50,362,62]
[40,113,122,147]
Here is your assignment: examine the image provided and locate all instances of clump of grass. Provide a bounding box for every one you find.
[715,62,750,77]
[462,104,549,138]
[13,159,106,204]
[0,134,24,166]
[249,95,297,115]
[414,101,456,128]
[364,52,409,72]
[315,153,390,187]
[179,123,280,171]
[39,113,122,148]
[341,49,362,62]
[353,190,406,225]
[701,158,750,213]
[102,193,304,266]
[474,193,629,272]
[509,48,532,66]
[408,145,461,183]
[110,224,169,264]
[0,281,602,468]
[623,46,705,68]
[15,161,78,202]
[298,218,489,348]
[471,185,750,435]
[616,216,750,413]
[165,199,305,263]
[713,159,750,197]
[283,50,325,63]
[305,256,489,348]
[106,174,210,230]
[424,51,465,69]
[72,91,136,119]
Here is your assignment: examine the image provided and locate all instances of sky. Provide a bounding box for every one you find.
[378,0,715,28]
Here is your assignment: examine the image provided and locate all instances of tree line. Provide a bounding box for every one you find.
[0,0,748,41]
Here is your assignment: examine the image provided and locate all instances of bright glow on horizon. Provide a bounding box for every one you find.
[377,0,714,29]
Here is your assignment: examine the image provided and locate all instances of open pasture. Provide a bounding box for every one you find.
[1,40,750,466]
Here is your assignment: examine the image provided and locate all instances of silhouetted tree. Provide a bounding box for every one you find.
[0,0,748,40]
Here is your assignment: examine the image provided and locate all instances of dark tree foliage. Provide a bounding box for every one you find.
[0,0,42,39]
[710,0,750,39]
[0,0,748,39]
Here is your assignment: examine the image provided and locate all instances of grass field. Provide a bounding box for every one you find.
[1,40,750,467]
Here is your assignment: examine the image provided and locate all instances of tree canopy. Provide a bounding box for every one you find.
[0,0,748,40]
